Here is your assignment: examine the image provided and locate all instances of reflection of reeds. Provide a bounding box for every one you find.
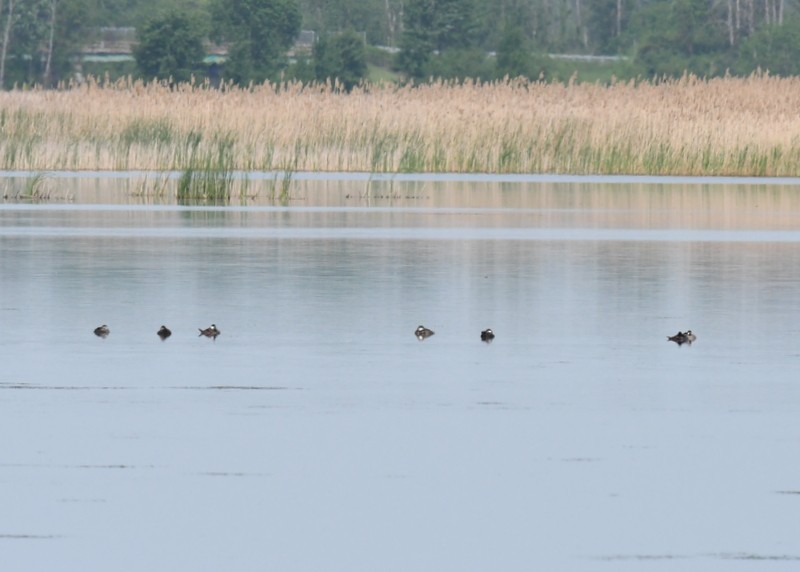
[4,75,800,175]
[129,171,171,200]
[23,172,50,199]
[176,132,235,204]
[1,171,75,202]
[5,171,51,200]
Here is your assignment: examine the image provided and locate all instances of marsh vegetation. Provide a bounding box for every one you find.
[2,74,800,180]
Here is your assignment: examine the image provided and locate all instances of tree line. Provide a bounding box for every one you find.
[2,0,800,89]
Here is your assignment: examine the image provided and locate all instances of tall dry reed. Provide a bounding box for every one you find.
[2,74,800,176]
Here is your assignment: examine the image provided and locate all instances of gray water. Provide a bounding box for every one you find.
[2,177,800,571]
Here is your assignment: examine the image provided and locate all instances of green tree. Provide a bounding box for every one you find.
[396,0,434,80]
[210,0,301,84]
[95,0,144,26]
[495,22,530,78]
[313,30,367,90]
[1,0,49,87]
[672,0,709,57]
[134,10,206,83]
[0,0,19,86]
[429,0,478,51]
[300,0,393,46]
[397,0,481,81]
[0,0,101,88]
[428,46,491,79]
[736,17,800,76]
[587,0,632,53]
[630,0,727,77]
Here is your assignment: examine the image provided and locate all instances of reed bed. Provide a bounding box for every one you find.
[2,74,800,176]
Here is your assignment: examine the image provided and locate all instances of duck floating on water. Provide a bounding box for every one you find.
[199,324,220,338]
[415,325,434,340]
[481,328,495,342]
[667,330,696,345]
[93,325,110,338]
[157,325,172,340]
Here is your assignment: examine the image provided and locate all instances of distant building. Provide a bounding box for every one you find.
[81,27,317,64]
[84,27,137,56]
[294,30,317,55]
[78,27,318,84]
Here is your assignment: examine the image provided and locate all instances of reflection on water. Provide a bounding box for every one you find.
[2,175,800,571]
[4,171,800,230]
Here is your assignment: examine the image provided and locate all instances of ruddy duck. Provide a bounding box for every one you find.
[157,325,172,340]
[93,325,110,338]
[667,330,695,345]
[415,325,434,340]
[481,328,495,342]
[199,324,220,338]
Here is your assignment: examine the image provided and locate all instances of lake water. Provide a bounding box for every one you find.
[2,175,800,570]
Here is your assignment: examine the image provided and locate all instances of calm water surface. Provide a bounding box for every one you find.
[2,177,800,571]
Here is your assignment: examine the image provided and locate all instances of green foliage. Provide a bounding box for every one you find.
[428,48,492,80]
[133,10,206,83]
[430,0,479,51]
[545,56,635,84]
[49,0,104,85]
[671,0,724,56]
[0,0,100,87]
[1,0,49,87]
[94,0,147,26]
[365,44,393,68]
[630,0,727,77]
[586,0,633,53]
[495,24,531,78]
[210,0,301,84]
[6,0,800,90]
[736,17,800,76]
[313,31,367,90]
[285,55,315,83]
[396,0,434,80]
[298,0,395,46]
[397,0,482,81]
[365,62,400,83]
[91,0,207,28]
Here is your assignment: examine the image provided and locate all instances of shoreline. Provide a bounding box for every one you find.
[2,170,800,186]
